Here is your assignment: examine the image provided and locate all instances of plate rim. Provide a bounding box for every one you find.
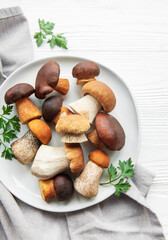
[0,55,141,212]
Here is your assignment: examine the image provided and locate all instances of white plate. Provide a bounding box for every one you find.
[0,56,140,212]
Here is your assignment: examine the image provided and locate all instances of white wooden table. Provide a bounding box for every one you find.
[1,0,168,238]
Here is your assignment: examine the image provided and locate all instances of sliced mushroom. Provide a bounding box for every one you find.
[69,81,116,123]
[4,83,41,124]
[74,150,109,197]
[31,143,84,180]
[87,113,125,151]
[72,61,100,85]
[39,174,74,202]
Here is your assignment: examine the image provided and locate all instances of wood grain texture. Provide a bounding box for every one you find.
[1,0,168,238]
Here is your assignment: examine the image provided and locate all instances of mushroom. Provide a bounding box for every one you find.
[42,95,64,122]
[11,130,41,165]
[87,113,125,151]
[35,61,69,99]
[42,96,87,143]
[69,81,116,123]
[72,61,100,85]
[39,174,74,202]
[4,83,41,124]
[74,149,109,197]
[56,114,90,143]
[11,119,52,164]
[31,143,84,180]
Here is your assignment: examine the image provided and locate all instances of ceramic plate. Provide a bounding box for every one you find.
[0,56,140,212]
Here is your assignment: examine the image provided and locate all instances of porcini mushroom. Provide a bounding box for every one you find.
[35,61,69,99]
[42,95,64,122]
[4,83,41,124]
[72,61,100,85]
[56,114,90,143]
[11,119,52,164]
[74,150,109,197]
[39,174,74,202]
[31,143,84,180]
[69,81,116,123]
[87,113,125,151]
[42,96,87,143]
[11,130,41,165]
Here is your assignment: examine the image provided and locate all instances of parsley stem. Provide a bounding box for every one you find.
[100,173,122,186]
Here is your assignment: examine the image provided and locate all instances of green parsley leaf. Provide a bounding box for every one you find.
[0,117,6,129]
[0,105,21,160]
[2,105,13,115]
[38,19,54,35]
[1,147,15,160]
[114,178,131,197]
[100,158,134,196]
[34,19,68,49]
[48,33,68,49]
[108,164,118,181]
[8,115,21,132]
[118,158,134,179]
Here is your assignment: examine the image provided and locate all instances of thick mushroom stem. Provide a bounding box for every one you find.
[87,129,103,148]
[55,78,69,95]
[69,95,102,124]
[31,145,69,180]
[74,161,103,197]
[16,97,42,124]
[11,130,41,165]
[77,78,96,85]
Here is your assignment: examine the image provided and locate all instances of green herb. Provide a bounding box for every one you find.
[48,33,68,49]
[34,19,68,49]
[100,158,134,196]
[0,105,21,160]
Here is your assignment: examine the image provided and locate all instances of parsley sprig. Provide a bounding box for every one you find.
[34,19,68,49]
[0,105,21,160]
[100,158,135,196]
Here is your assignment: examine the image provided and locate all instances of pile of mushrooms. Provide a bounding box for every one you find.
[4,60,126,202]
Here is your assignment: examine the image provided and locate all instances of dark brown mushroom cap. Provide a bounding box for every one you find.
[95,113,125,151]
[54,174,74,201]
[35,61,60,99]
[42,95,63,122]
[4,83,35,105]
[72,61,100,80]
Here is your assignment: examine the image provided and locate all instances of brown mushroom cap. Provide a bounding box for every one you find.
[82,81,116,112]
[4,83,35,105]
[64,143,84,174]
[95,113,125,151]
[54,174,74,201]
[89,149,110,168]
[56,115,90,134]
[35,61,60,99]
[42,95,63,122]
[72,61,100,80]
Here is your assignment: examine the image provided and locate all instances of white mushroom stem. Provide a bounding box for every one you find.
[69,94,102,124]
[61,133,88,143]
[31,145,70,180]
[74,161,103,197]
